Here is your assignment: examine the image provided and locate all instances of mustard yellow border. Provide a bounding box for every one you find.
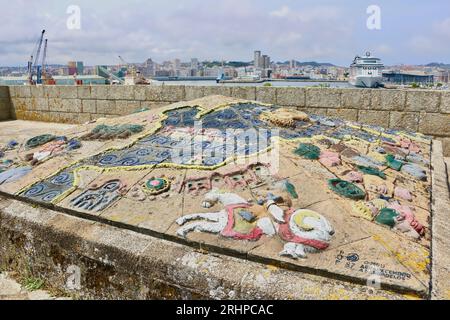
[17,101,426,204]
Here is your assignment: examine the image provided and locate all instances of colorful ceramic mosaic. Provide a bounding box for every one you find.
[0,96,435,295]
[82,124,144,140]
[144,178,171,195]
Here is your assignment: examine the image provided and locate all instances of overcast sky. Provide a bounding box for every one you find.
[0,0,449,67]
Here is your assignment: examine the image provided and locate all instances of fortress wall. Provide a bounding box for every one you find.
[0,86,12,121]
[4,85,450,155]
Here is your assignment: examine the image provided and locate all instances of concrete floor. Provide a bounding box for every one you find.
[0,120,76,145]
[0,272,69,300]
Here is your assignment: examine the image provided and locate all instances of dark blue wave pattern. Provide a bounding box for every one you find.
[21,104,371,205]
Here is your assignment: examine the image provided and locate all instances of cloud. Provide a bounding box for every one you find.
[270,6,291,18]
[0,1,448,66]
[433,17,450,38]
[406,17,450,58]
[269,5,341,23]
[376,44,393,55]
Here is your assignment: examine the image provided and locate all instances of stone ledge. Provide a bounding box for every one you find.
[430,141,450,300]
[406,90,441,113]
[306,88,341,109]
[0,196,412,300]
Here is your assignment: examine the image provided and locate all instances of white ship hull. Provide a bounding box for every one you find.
[349,76,383,88]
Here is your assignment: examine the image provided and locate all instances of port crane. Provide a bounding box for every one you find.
[118,55,137,77]
[40,39,55,85]
[27,29,45,85]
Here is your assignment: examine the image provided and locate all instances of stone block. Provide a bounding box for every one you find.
[341,88,371,109]
[203,86,232,97]
[405,90,441,112]
[48,98,63,112]
[97,100,117,115]
[134,86,146,101]
[26,97,38,111]
[8,86,18,98]
[419,113,450,136]
[371,89,406,111]
[358,110,390,127]
[160,85,185,102]
[0,86,9,98]
[185,86,205,101]
[30,86,45,98]
[277,87,305,107]
[115,100,141,115]
[82,100,96,114]
[44,86,60,98]
[59,86,78,99]
[256,87,277,104]
[16,85,31,98]
[109,86,135,100]
[438,137,450,157]
[145,86,164,101]
[15,97,35,112]
[61,99,82,113]
[10,98,26,111]
[327,108,358,121]
[90,86,110,99]
[306,88,341,109]
[77,86,92,99]
[0,98,11,120]
[389,111,420,132]
[35,98,49,111]
[440,91,450,114]
[231,87,256,101]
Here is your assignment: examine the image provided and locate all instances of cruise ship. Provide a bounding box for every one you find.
[349,52,384,88]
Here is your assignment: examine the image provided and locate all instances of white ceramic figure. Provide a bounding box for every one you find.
[176,189,335,259]
[176,189,276,240]
[266,201,335,259]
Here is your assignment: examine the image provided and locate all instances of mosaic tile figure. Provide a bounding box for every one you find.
[25,134,58,149]
[70,180,123,212]
[176,189,276,241]
[4,97,437,294]
[177,189,335,259]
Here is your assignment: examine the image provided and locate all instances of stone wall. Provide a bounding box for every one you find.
[3,85,450,155]
[0,86,12,121]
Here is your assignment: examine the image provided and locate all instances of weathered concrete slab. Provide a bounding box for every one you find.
[0,196,418,300]
[0,95,446,299]
[431,142,450,300]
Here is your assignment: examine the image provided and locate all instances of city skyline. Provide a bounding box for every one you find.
[0,0,449,67]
